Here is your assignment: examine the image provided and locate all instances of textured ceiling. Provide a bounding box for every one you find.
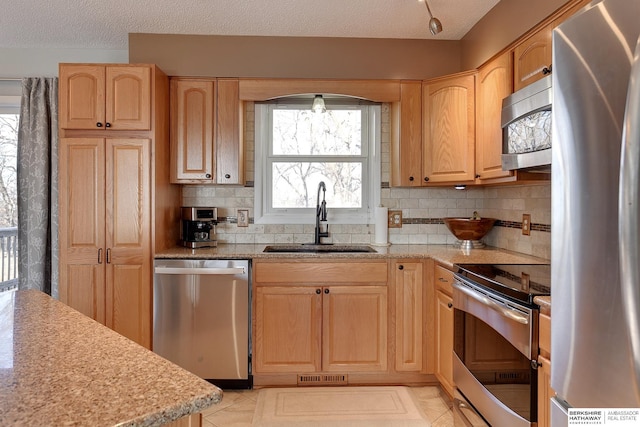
[1,0,500,50]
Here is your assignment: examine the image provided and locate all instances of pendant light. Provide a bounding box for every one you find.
[312,94,326,113]
[423,0,443,35]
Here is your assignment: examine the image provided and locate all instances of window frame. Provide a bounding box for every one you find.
[254,98,381,225]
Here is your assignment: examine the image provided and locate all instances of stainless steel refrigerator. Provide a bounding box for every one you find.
[551,0,640,424]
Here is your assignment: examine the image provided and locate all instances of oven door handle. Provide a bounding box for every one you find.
[452,281,529,325]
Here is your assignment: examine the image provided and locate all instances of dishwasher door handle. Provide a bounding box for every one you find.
[154,266,246,275]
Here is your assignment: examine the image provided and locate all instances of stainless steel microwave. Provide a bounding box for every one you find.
[501,75,552,171]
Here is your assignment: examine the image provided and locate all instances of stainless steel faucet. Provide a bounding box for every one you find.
[314,181,329,244]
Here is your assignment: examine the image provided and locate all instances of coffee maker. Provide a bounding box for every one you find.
[180,207,217,248]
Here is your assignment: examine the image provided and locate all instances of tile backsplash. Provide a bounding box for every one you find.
[182,102,551,260]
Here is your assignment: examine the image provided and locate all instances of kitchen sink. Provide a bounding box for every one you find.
[263,244,377,253]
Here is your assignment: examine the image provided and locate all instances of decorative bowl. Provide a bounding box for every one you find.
[443,217,497,248]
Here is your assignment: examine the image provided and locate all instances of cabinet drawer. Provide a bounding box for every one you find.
[434,264,454,295]
[255,261,388,284]
[539,312,551,356]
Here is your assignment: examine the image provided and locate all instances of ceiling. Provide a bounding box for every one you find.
[1,0,500,50]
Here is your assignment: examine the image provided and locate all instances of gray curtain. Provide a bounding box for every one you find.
[17,77,59,297]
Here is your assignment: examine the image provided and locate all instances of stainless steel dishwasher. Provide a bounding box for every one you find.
[153,259,251,389]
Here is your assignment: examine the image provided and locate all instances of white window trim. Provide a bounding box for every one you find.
[254,101,381,225]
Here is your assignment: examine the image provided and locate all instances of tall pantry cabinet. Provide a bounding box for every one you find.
[58,63,180,349]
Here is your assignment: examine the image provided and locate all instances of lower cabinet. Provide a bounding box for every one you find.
[538,311,553,427]
[59,137,152,348]
[253,260,388,379]
[254,284,388,373]
[253,259,438,386]
[433,263,455,396]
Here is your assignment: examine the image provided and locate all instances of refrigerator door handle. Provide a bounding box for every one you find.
[618,35,640,394]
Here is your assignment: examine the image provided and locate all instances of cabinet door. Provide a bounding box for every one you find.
[216,79,244,184]
[476,52,514,181]
[394,261,424,372]
[423,73,476,184]
[391,81,423,187]
[537,355,552,427]
[104,139,152,348]
[323,286,388,372]
[170,79,215,182]
[254,286,322,373]
[435,289,455,396]
[58,138,106,323]
[105,66,151,130]
[513,23,553,92]
[59,65,106,130]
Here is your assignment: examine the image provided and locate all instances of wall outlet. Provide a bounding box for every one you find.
[388,210,402,228]
[237,209,249,227]
[522,213,531,236]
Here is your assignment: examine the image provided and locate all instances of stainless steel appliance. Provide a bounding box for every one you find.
[452,263,551,426]
[180,207,217,248]
[153,259,252,389]
[501,75,553,172]
[551,0,640,423]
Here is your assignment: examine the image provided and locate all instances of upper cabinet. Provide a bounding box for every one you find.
[512,22,553,92]
[512,0,591,92]
[59,64,151,130]
[390,81,423,187]
[475,51,513,182]
[422,71,476,184]
[170,78,244,185]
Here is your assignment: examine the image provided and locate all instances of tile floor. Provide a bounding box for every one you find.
[201,385,454,427]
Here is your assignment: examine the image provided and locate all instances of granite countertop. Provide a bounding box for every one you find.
[534,295,551,315]
[0,290,222,427]
[156,243,549,269]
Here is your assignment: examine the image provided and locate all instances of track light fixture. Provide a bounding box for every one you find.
[423,0,443,35]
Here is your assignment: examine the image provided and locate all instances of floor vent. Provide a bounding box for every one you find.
[496,372,529,383]
[297,374,348,385]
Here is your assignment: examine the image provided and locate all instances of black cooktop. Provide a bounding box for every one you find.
[454,263,551,306]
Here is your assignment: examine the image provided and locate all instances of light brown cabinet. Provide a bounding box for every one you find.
[393,260,425,372]
[253,260,388,380]
[422,72,476,184]
[475,51,514,182]
[538,311,553,427]
[254,285,322,373]
[59,64,151,130]
[254,284,388,374]
[59,137,151,348]
[58,63,179,349]
[513,23,553,92]
[433,264,455,397]
[390,81,423,187]
[170,78,244,184]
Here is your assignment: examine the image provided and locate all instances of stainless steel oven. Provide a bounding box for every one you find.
[452,264,550,427]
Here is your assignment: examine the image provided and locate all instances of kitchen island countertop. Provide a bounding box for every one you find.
[0,289,222,426]
[156,243,549,269]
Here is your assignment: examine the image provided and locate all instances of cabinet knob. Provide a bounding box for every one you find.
[409,176,414,181]
[438,277,447,282]
[542,65,552,75]
[447,302,453,309]
[398,265,404,270]
[316,289,321,294]
[96,122,103,127]
[475,174,481,179]
[324,288,330,294]
[205,173,212,179]
[225,174,231,179]
[105,122,111,128]
[424,177,430,182]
